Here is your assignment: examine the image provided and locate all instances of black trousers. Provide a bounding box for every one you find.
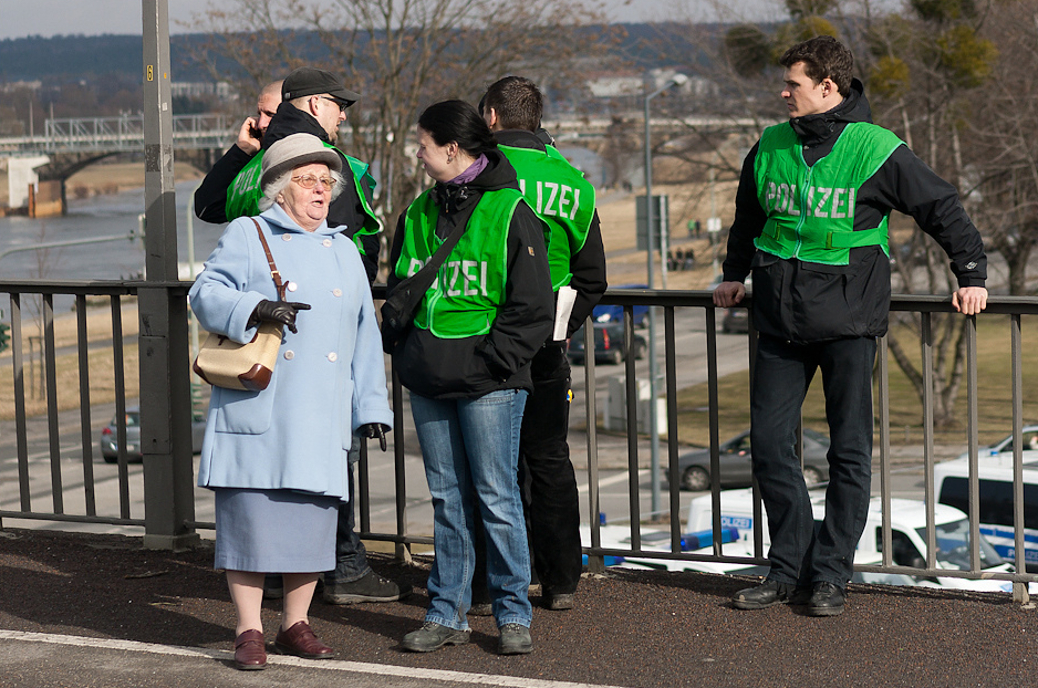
[328,458,371,583]
[750,333,876,588]
[473,343,582,600]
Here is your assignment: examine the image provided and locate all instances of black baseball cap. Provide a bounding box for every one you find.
[281,67,360,106]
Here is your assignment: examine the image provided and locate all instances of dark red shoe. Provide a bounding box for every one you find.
[274,620,335,659]
[233,629,267,671]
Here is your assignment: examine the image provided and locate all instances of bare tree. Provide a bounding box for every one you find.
[965,0,1038,296]
[647,0,998,428]
[599,115,640,189]
[861,0,999,428]
[190,0,620,262]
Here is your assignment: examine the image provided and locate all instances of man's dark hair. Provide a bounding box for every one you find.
[779,35,853,96]
[418,100,498,158]
[480,76,543,133]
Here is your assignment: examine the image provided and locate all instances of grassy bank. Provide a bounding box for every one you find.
[0,302,141,421]
[672,314,1038,448]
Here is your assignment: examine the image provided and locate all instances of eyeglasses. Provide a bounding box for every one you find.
[291,174,336,190]
[320,96,349,113]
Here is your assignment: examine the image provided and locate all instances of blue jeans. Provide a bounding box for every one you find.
[473,344,581,600]
[750,334,876,588]
[411,389,532,630]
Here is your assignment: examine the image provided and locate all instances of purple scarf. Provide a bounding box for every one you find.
[448,154,488,185]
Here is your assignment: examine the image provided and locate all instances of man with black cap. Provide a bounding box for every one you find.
[194,79,282,225]
[219,67,404,607]
[223,66,383,284]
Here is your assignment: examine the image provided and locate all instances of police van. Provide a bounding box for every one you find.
[933,454,1038,572]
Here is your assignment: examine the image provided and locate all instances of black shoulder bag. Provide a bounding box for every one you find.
[381,219,468,354]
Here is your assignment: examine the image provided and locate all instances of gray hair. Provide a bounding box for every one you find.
[258,167,345,211]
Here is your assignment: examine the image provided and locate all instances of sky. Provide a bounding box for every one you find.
[0,0,794,41]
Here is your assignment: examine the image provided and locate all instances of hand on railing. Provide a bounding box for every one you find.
[952,286,988,316]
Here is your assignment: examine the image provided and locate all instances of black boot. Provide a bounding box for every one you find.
[731,579,806,610]
[806,581,846,616]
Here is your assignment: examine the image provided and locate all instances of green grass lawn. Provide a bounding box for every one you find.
[671,315,1038,448]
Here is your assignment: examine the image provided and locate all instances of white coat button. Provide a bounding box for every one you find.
[332,288,342,297]
[282,234,292,242]
[327,352,338,362]
[284,350,295,360]
[322,238,333,247]
[287,281,298,292]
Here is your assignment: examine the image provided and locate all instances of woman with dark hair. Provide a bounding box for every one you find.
[388,100,553,655]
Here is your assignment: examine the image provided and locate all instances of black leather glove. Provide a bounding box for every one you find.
[250,299,311,334]
[358,423,390,452]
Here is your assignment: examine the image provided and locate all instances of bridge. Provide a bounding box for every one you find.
[0,112,761,215]
[0,114,236,155]
[0,113,760,156]
[0,114,235,215]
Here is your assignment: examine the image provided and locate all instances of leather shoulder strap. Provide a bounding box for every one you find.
[250,218,285,300]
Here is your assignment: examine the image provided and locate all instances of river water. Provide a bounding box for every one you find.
[0,179,226,284]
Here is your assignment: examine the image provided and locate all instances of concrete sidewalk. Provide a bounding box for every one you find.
[0,630,620,688]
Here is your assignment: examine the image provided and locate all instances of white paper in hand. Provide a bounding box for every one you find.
[553,285,577,341]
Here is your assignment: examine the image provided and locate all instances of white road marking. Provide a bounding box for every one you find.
[0,630,628,688]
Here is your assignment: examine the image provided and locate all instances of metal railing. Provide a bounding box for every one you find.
[0,281,147,528]
[2,282,1036,603]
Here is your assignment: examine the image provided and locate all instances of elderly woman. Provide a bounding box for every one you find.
[189,133,392,671]
[387,100,553,655]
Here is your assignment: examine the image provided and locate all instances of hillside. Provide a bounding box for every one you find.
[0,22,721,85]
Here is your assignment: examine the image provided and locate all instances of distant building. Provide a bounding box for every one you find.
[170,82,236,99]
[585,69,719,101]
[0,80,42,93]
[585,71,644,99]
[647,68,719,99]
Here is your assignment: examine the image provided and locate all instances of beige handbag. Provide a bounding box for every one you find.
[192,218,285,392]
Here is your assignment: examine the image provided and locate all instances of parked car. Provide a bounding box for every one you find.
[592,284,650,328]
[671,428,831,491]
[716,276,751,334]
[567,322,647,366]
[99,407,206,463]
[721,308,749,334]
[955,425,1038,462]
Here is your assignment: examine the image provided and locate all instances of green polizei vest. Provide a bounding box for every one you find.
[225,143,382,252]
[395,188,521,338]
[753,121,903,265]
[499,144,595,290]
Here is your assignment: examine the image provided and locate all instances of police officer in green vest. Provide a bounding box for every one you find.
[476,76,607,613]
[195,80,282,225]
[714,36,988,616]
[224,67,383,285]
[216,67,404,608]
[390,100,553,656]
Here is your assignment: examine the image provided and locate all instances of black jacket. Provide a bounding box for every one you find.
[194,144,252,225]
[194,102,382,285]
[495,129,608,338]
[387,149,554,399]
[723,79,987,343]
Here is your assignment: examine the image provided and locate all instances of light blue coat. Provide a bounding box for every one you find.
[189,204,393,501]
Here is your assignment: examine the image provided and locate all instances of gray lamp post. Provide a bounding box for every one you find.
[643,73,687,516]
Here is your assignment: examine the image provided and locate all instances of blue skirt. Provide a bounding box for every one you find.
[213,488,338,573]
